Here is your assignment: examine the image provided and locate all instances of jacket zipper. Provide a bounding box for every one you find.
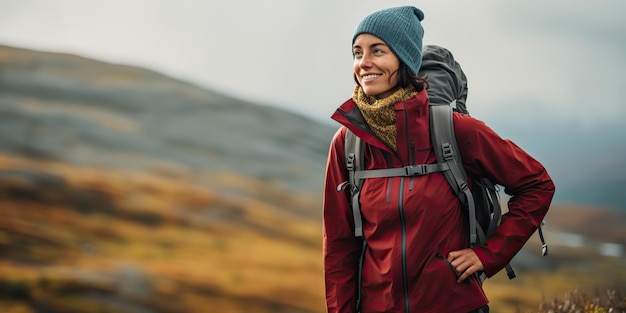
[398,177,410,313]
[400,101,411,313]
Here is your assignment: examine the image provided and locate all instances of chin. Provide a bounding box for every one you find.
[362,87,381,97]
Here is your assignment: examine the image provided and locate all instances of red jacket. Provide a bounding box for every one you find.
[323,90,555,313]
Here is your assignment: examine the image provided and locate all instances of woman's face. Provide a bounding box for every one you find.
[353,33,400,98]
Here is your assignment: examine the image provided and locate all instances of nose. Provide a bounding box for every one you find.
[358,54,372,69]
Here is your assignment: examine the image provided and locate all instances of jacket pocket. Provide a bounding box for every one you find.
[436,253,461,282]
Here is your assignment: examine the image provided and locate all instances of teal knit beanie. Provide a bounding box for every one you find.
[352,6,425,76]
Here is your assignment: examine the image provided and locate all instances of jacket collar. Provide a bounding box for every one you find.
[331,90,430,153]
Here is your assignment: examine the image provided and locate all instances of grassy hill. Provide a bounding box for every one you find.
[0,154,325,313]
[0,44,336,218]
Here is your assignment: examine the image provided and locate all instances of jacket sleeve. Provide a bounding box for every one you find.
[453,114,556,277]
[323,127,363,313]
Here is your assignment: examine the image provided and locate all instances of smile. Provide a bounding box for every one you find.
[362,74,381,81]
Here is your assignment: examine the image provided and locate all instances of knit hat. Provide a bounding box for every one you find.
[352,6,425,76]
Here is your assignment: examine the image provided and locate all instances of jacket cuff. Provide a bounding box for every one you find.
[472,246,498,278]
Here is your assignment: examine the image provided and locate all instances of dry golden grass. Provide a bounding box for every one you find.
[536,289,626,312]
[484,259,626,313]
[0,154,325,313]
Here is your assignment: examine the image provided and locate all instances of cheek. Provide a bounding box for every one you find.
[353,62,362,82]
[384,60,400,74]
[386,62,400,83]
[353,60,360,72]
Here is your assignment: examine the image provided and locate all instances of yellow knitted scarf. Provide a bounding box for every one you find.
[352,86,417,151]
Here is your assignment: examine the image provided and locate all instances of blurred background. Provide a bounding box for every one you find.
[0,0,625,312]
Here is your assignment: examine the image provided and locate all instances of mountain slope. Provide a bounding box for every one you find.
[0,44,337,217]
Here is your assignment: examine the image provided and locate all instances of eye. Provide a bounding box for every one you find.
[373,48,384,55]
[353,50,363,59]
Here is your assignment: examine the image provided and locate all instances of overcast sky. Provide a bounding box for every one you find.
[1,0,625,128]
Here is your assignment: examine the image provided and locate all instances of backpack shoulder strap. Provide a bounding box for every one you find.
[430,103,517,280]
[429,102,478,246]
[342,129,368,312]
[344,129,365,237]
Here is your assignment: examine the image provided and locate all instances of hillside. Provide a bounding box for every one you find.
[0,154,325,313]
[0,44,337,218]
[1,45,625,313]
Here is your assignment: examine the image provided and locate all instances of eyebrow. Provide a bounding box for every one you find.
[353,42,388,50]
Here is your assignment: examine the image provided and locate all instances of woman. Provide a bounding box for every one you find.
[322,6,555,313]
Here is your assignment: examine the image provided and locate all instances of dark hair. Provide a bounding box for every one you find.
[353,61,428,92]
[396,62,428,91]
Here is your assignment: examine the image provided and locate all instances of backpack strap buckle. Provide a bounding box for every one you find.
[347,153,355,171]
[405,165,427,176]
[441,142,454,160]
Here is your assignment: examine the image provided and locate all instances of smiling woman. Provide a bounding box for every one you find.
[322,5,555,313]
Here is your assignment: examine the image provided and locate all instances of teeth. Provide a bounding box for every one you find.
[363,74,381,80]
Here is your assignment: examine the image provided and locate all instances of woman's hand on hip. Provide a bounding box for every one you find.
[447,249,484,283]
